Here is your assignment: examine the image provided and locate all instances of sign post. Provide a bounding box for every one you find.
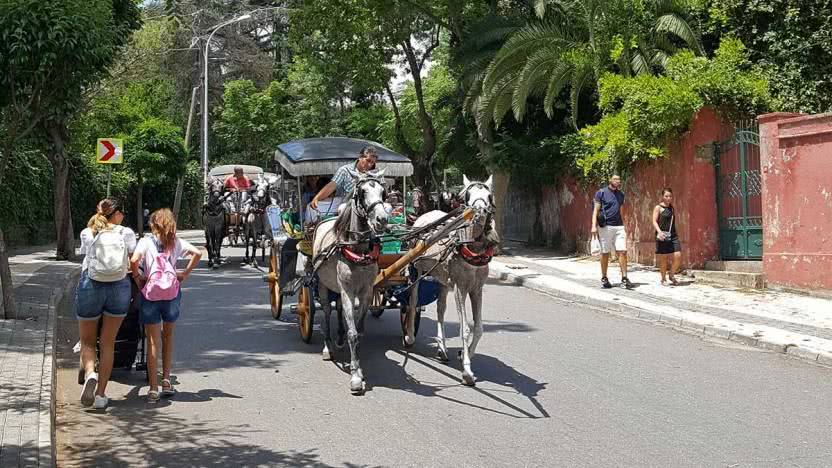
[96,138,124,197]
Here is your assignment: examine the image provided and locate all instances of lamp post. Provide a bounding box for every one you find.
[202,13,251,187]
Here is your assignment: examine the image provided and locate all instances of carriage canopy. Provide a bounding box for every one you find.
[208,164,264,178]
[275,137,413,177]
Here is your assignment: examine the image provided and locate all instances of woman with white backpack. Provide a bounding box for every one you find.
[130,208,201,403]
[75,198,136,410]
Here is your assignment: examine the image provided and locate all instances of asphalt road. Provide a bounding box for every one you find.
[54,245,832,467]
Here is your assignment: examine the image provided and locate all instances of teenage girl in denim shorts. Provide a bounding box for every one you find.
[75,199,136,409]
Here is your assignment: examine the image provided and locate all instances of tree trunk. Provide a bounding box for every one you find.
[400,39,438,191]
[0,226,16,319]
[174,85,199,223]
[45,119,75,261]
[137,172,144,236]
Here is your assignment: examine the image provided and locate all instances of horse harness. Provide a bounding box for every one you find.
[455,182,496,267]
[312,175,386,270]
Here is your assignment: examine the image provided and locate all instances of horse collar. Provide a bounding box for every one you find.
[341,243,380,266]
[457,244,494,267]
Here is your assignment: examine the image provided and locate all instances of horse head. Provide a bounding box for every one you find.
[351,169,388,235]
[460,174,496,241]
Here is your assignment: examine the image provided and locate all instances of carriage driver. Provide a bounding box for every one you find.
[310,146,378,210]
[224,167,253,193]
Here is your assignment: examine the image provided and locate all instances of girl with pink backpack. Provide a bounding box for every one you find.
[130,208,201,403]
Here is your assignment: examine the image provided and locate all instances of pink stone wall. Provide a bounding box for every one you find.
[759,112,832,291]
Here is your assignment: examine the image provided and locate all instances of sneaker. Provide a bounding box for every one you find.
[93,395,108,410]
[621,277,633,289]
[601,277,612,289]
[80,372,98,407]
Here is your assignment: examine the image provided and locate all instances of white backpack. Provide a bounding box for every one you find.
[87,226,129,282]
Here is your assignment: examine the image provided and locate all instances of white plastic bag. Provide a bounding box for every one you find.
[590,237,601,256]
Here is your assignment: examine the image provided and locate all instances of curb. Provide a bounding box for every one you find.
[39,268,80,468]
[489,262,832,369]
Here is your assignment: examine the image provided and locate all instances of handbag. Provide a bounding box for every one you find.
[657,208,674,241]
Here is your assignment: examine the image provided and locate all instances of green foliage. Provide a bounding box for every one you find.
[126,117,186,180]
[696,0,832,113]
[0,148,54,245]
[569,38,772,181]
[380,64,456,155]
[476,0,703,129]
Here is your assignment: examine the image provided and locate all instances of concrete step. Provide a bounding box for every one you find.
[704,260,762,274]
[691,269,765,290]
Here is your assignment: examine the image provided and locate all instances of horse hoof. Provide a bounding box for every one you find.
[350,377,364,394]
[322,350,332,361]
[436,350,449,363]
[462,372,476,387]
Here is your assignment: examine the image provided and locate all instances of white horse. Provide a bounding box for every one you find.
[406,175,499,386]
[312,170,388,394]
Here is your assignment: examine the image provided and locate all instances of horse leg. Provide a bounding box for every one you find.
[435,284,449,362]
[467,285,484,360]
[320,285,333,361]
[335,299,346,349]
[454,284,475,386]
[340,290,364,394]
[403,282,419,348]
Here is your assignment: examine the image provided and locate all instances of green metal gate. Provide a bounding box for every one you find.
[715,121,763,259]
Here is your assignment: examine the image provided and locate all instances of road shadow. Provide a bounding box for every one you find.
[320,312,549,420]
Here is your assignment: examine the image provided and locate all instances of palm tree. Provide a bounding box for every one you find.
[478,0,702,129]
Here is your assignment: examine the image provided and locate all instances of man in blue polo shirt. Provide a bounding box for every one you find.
[591,174,632,289]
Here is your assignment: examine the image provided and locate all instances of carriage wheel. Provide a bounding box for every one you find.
[297,285,316,343]
[400,305,421,337]
[268,244,283,320]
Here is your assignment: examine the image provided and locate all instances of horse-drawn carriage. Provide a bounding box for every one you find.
[263,138,467,341]
[263,137,496,393]
[204,164,280,268]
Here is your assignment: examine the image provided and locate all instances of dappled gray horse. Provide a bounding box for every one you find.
[408,175,499,386]
[242,179,272,266]
[203,178,229,268]
[312,170,388,394]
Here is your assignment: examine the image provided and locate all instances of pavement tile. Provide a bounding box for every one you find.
[1,246,80,468]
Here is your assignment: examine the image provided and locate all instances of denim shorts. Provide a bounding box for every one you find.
[74,271,132,321]
[138,291,182,325]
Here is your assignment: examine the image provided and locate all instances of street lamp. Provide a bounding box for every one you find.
[202,13,251,187]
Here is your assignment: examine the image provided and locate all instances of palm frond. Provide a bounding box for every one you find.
[512,47,565,121]
[482,21,572,92]
[655,13,703,55]
[543,61,573,117]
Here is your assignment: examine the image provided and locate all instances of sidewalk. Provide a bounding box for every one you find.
[0,246,80,467]
[490,243,832,367]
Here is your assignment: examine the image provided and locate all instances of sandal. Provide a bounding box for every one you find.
[147,390,160,403]
[161,379,176,398]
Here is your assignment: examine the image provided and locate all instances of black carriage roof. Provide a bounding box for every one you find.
[275,137,413,177]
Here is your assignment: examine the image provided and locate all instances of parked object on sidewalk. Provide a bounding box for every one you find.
[131,208,201,403]
[653,188,682,286]
[591,174,632,288]
[75,198,136,409]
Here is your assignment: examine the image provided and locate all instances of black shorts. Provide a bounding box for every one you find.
[656,237,681,254]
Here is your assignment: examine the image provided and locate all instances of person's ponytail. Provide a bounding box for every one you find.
[87,198,121,235]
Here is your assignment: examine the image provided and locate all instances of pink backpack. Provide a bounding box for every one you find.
[142,239,180,301]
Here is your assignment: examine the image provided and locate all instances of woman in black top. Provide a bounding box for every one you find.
[652,188,681,285]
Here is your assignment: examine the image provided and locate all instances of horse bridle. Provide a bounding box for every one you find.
[459,182,495,235]
[352,176,387,219]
